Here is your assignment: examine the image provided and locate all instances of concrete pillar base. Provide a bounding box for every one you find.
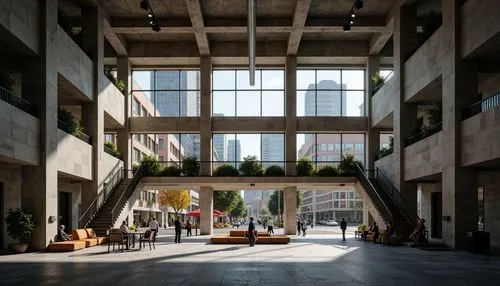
[284,187,297,235]
[199,186,213,235]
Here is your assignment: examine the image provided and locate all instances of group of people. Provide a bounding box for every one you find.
[296,218,312,237]
[262,218,275,234]
[361,218,426,245]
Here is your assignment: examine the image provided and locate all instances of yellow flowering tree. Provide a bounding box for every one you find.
[159,190,191,217]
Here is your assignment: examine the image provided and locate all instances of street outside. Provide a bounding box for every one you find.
[158,225,358,236]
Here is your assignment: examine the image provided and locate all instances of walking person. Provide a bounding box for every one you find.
[149,217,159,241]
[174,215,182,243]
[185,217,192,237]
[248,217,256,247]
[296,219,302,236]
[340,218,347,241]
[267,219,274,234]
[301,219,307,237]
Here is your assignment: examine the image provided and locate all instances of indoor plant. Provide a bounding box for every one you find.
[6,208,36,253]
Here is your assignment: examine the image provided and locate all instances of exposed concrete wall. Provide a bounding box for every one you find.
[56,26,94,101]
[58,180,82,232]
[0,166,22,248]
[478,73,500,99]
[297,117,368,132]
[371,77,395,127]
[0,0,40,54]
[100,152,124,188]
[374,153,396,185]
[101,76,125,126]
[57,129,92,180]
[0,100,40,165]
[113,181,142,229]
[404,27,445,101]
[355,183,385,228]
[479,172,500,254]
[212,117,285,132]
[461,0,500,58]
[404,131,443,181]
[461,105,500,167]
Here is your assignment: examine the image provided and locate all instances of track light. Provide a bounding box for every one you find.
[351,13,356,18]
[350,20,354,25]
[354,0,363,10]
[148,12,153,18]
[343,24,351,32]
[152,23,160,32]
[140,0,149,10]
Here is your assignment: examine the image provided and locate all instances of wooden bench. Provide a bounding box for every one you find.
[210,230,290,244]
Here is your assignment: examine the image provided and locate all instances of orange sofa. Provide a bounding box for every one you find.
[210,230,290,244]
[47,228,109,252]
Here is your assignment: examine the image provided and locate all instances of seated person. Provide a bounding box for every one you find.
[372,222,380,243]
[120,220,131,248]
[386,222,395,236]
[57,224,72,241]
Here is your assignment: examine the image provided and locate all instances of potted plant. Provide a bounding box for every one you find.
[6,208,36,253]
[371,72,384,94]
[182,156,200,176]
[0,69,15,92]
[238,155,263,176]
[296,157,314,176]
[264,165,285,176]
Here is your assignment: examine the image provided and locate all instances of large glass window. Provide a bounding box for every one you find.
[297,133,365,168]
[297,69,365,116]
[211,133,285,169]
[131,70,200,117]
[212,69,285,117]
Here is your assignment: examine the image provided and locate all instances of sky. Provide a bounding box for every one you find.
[132,69,372,159]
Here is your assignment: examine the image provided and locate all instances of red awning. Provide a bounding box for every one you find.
[187,209,223,217]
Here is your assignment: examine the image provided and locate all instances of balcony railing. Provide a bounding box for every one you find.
[404,122,442,147]
[375,147,393,160]
[371,71,393,97]
[462,92,500,120]
[104,145,122,160]
[58,119,91,144]
[0,86,38,117]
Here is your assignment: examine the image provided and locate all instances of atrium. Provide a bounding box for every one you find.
[0,0,500,285]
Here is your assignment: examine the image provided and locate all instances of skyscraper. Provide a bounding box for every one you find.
[213,133,227,162]
[227,139,241,162]
[261,134,284,168]
[304,80,346,116]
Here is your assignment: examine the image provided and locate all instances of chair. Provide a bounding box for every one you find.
[140,230,155,250]
[108,233,126,253]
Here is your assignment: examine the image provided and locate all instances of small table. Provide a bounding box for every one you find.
[126,231,147,249]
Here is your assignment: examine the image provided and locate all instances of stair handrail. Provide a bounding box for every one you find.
[111,165,143,225]
[375,167,419,228]
[78,165,123,228]
[355,164,393,222]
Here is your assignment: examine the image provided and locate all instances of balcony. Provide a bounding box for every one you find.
[404,122,442,147]
[404,130,443,181]
[101,76,125,128]
[0,88,40,165]
[371,77,396,128]
[58,120,91,144]
[461,93,500,167]
[57,129,92,180]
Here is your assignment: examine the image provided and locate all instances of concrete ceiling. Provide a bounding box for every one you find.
[68,0,397,65]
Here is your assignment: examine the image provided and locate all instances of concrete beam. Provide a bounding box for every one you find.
[297,117,368,132]
[127,41,369,58]
[287,0,312,55]
[212,117,285,132]
[369,4,395,55]
[129,117,201,133]
[100,2,128,56]
[184,0,210,56]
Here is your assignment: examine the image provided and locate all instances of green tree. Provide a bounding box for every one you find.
[296,157,314,176]
[181,156,200,176]
[259,207,270,220]
[230,195,248,219]
[267,190,302,216]
[238,155,263,176]
[214,190,240,213]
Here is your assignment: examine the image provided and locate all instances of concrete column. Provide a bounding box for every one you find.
[116,56,132,173]
[393,0,418,216]
[441,0,479,249]
[1,167,22,248]
[81,6,105,208]
[199,186,213,235]
[283,186,297,235]
[20,0,59,250]
[199,56,212,176]
[366,56,381,170]
[285,56,297,175]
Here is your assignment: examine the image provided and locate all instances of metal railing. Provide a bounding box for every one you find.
[462,92,500,120]
[58,119,91,144]
[355,164,393,222]
[404,121,442,147]
[111,165,143,225]
[371,71,393,96]
[146,160,346,176]
[374,167,419,229]
[104,145,122,159]
[375,147,393,160]
[0,86,38,117]
[78,166,124,228]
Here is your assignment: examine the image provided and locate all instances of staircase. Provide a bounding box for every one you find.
[88,178,131,235]
[356,164,418,240]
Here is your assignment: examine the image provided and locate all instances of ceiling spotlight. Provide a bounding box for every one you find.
[148,12,153,18]
[152,23,161,32]
[351,13,356,18]
[343,24,351,32]
[149,19,155,25]
[354,0,363,10]
[140,0,149,10]
[350,20,354,25]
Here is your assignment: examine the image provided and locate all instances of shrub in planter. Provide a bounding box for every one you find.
[296,157,314,176]
[58,108,84,136]
[238,155,263,176]
[213,164,239,176]
[339,154,363,176]
[264,165,285,176]
[104,141,121,157]
[316,165,339,177]
[6,208,35,253]
[132,163,140,174]
[182,156,200,176]
[141,155,162,176]
[161,165,182,176]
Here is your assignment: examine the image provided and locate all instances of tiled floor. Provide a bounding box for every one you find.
[0,230,499,286]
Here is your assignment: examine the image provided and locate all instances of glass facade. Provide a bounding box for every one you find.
[297,69,365,116]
